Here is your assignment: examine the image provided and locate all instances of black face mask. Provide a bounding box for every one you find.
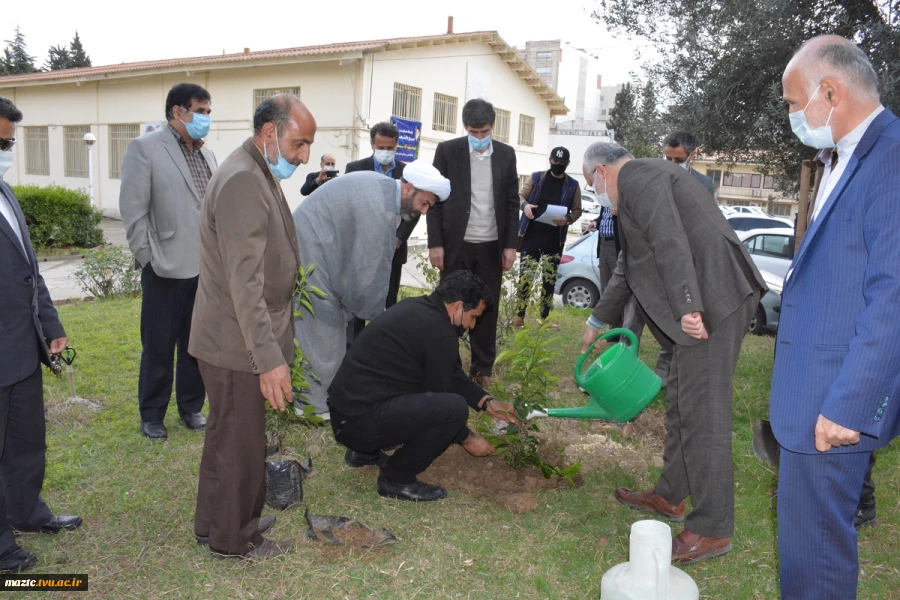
[550,163,567,176]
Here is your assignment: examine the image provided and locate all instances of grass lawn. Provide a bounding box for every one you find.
[24,297,899,599]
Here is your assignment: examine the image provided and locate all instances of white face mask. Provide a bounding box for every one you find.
[789,84,836,149]
[680,161,690,171]
[374,150,396,166]
[594,167,612,208]
[0,151,13,178]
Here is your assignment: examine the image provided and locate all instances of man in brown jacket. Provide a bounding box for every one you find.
[189,94,315,559]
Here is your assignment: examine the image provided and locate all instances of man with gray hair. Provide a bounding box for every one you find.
[190,93,315,559]
[772,35,900,599]
[581,141,766,564]
[293,161,450,420]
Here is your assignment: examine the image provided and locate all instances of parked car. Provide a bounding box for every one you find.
[738,227,794,278]
[728,205,769,216]
[554,231,601,308]
[749,269,784,335]
[726,214,793,232]
[580,190,601,214]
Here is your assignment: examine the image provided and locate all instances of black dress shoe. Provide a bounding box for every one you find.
[180,412,207,430]
[345,448,388,468]
[0,547,37,573]
[40,515,83,533]
[141,421,168,440]
[376,476,446,502]
[855,501,877,529]
[196,515,275,546]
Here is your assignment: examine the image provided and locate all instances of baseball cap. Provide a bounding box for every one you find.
[550,146,570,162]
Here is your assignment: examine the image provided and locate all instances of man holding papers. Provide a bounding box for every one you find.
[513,146,583,327]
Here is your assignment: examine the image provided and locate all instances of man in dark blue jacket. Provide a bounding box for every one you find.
[0,96,82,574]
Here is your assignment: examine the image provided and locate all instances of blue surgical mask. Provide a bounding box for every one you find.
[180,111,210,140]
[789,85,835,149]
[265,127,298,180]
[680,161,690,171]
[468,135,491,151]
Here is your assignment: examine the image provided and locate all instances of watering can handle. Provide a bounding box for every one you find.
[653,547,667,600]
[574,328,640,386]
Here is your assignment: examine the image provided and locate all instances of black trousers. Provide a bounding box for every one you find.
[138,264,205,423]
[517,243,563,320]
[0,367,54,555]
[330,393,470,484]
[443,241,503,377]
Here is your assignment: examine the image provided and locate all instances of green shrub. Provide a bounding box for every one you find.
[73,246,141,299]
[12,184,103,249]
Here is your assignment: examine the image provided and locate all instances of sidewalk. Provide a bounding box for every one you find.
[42,219,434,301]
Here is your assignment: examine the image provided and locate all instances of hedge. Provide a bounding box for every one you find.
[12,184,104,249]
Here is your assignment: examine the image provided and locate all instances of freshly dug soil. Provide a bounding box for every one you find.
[420,445,581,502]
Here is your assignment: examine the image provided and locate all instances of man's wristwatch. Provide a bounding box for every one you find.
[478,395,494,410]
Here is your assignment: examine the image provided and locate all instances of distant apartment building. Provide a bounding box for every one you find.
[694,157,798,217]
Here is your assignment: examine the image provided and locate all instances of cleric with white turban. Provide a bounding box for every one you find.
[292,163,450,418]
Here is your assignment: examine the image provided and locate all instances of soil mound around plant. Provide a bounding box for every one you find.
[421,445,581,505]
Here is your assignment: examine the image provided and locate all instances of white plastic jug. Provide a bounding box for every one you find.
[600,520,700,600]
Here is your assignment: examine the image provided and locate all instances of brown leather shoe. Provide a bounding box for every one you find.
[671,529,732,564]
[471,374,493,388]
[512,316,525,328]
[614,487,685,522]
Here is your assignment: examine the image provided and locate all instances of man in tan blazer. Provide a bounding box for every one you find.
[189,94,316,559]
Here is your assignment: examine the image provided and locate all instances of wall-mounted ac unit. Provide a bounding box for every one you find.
[751,190,762,197]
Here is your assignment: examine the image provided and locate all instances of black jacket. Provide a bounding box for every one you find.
[300,171,323,196]
[327,292,486,416]
[346,156,415,263]
[429,137,519,267]
[0,181,66,387]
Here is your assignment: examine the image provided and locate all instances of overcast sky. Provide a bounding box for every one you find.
[5,0,653,85]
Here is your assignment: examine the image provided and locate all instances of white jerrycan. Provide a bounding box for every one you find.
[600,520,699,600]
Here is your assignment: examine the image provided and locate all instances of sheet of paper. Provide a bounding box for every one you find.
[535,204,567,225]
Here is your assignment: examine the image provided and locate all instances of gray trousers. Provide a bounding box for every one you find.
[654,292,758,539]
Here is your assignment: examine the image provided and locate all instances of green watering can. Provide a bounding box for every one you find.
[527,328,662,422]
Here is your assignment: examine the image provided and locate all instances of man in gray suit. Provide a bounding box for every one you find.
[615,130,718,384]
[581,142,766,564]
[120,83,217,440]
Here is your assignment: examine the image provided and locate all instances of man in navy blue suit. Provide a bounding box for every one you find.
[773,36,900,599]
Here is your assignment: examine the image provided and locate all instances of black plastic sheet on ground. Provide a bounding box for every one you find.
[305,509,397,549]
[264,457,312,510]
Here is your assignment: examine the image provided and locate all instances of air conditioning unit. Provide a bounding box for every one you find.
[751,190,762,198]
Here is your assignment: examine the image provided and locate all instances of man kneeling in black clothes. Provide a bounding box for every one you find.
[327,270,518,502]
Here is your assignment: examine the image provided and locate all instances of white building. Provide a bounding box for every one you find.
[0,29,567,240]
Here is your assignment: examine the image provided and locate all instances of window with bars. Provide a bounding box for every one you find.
[535,51,552,61]
[518,115,535,147]
[24,126,50,176]
[535,66,552,76]
[432,93,457,134]
[64,125,91,178]
[518,174,531,192]
[253,87,301,110]
[770,203,793,216]
[392,83,422,121]
[109,124,140,179]
[494,109,511,143]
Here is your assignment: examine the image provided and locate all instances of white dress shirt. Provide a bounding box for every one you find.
[0,183,27,254]
[811,105,885,222]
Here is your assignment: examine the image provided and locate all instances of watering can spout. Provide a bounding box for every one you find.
[545,403,615,420]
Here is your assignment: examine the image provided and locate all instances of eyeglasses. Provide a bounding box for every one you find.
[0,137,16,152]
